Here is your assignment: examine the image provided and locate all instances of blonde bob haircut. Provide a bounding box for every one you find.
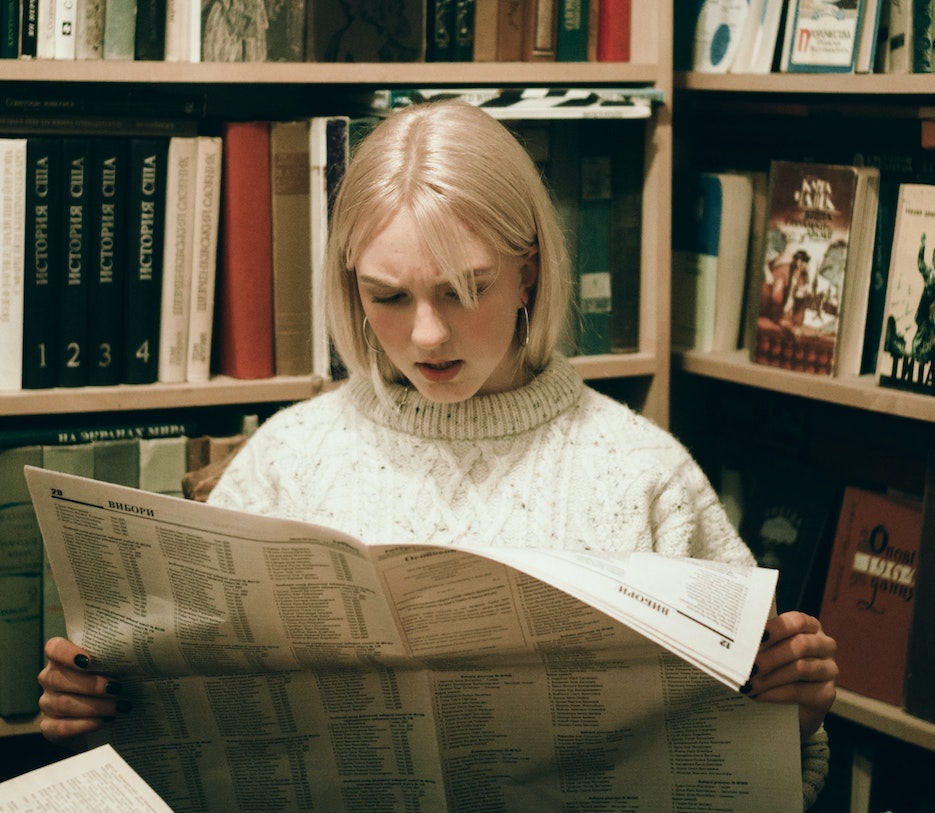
[324,99,571,387]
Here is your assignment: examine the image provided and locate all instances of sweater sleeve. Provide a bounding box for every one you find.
[802,725,830,810]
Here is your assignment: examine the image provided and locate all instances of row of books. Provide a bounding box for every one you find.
[685,0,930,75]
[720,451,935,726]
[673,156,935,397]
[0,114,369,392]
[0,0,634,64]
[0,417,252,718]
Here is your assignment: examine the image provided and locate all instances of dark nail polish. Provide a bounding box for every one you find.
[740,681,753,694]
[115,699,133,714]
[749,663,759,678]
[74,654,90,669]
[105,682,122,695]
[761,630,770,644]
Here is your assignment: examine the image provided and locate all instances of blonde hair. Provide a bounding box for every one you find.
[325,100,571,385]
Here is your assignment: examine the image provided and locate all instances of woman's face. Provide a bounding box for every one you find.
[356,210,538,403]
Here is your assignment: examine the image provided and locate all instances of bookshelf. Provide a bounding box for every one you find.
[0,3,674,740]
[672,66,935,808]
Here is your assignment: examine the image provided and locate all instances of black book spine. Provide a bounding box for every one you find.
[56,138,92,388]
[22,138,62,389]
[87,138,128,386]
[122,138,168,384]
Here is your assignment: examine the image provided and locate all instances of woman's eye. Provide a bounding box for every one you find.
[371,293,404,304]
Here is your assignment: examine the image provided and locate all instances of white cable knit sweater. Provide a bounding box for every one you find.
[209,353,828,809]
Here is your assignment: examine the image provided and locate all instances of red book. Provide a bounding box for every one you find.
[217,121,275,380]
[819,486,923,707]
[597,0,630,62]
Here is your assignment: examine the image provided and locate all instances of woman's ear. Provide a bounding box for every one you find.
[520,247,540,306]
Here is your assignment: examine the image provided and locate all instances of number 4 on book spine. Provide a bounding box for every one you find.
[123,138,168,385]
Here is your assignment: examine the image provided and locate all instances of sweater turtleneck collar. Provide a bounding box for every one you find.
[345,354,584,441]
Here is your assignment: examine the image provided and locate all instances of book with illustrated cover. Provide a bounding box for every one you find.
[876,183,935,396]
[819,485,922,706]
[752,160,879,376]
[780,0,865,73]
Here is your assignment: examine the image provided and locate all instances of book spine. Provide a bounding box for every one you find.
[452,0,476,60]
[0,419,199,449]
[427,0,455,61]
[523,0,557,60]
[134,0,167,59]
[217,121,274,380]
[556,0,588,61]
[0,445,45,717]
[913,0,935,71]
[102,0,136,59]
[186,136,222,383]
[270,121,312,377]
[496,0,524,60]
[36,0,56,58]
[0,139,26,391]
[22,138,61,390]
[122,138,169,385]
[597,0,631,61]
[576,124,613,355]
[157,136,198,384]
[471,0,498,60]
[57,138,92,388]
[53,0,77,58]
[74,0,104,58]
[86,138,128,387]
[20,0,39,56]
[2,0,20,57]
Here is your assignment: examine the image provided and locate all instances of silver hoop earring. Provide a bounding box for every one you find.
[517,305,530,348]
[362,316,383,353]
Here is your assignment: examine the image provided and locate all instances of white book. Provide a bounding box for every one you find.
[164,0,200,61]
[52,0,76,59]
[887,0,913,72]
[36,0,57,58]
[728,0,766,73]
[158,137,199,384]
[746,0,786,73]
[691,0,753,73]
[0,139,26,391]
[186,136,223,383]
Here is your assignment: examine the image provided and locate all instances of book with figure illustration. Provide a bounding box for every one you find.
[752,160,879,376]
[876,182,935,396]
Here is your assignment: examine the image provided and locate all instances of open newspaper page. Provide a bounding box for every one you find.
[25,466,801,813]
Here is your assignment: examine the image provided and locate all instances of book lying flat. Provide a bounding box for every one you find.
[0,744,174,812]
[25,466,801,813]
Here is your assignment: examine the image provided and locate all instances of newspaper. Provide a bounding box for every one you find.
[25,466,802,813]
[0,745,173,813]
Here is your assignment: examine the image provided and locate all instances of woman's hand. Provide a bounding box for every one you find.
[745,611,838,741]
[37,638,129,745]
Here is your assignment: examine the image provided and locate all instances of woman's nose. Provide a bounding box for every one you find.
[411,301,450,348]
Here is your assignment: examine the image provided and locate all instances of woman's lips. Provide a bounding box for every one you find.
[415,360,463,382]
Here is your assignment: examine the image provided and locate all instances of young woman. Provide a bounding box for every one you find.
[39,100,837,809]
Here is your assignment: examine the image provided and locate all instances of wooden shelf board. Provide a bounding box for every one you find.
[676,71,935,100]
[573,352,657,381]
[832,689,935,753]
[0,376,325,416]
[674,349,935,424]
[0,61,661,87]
